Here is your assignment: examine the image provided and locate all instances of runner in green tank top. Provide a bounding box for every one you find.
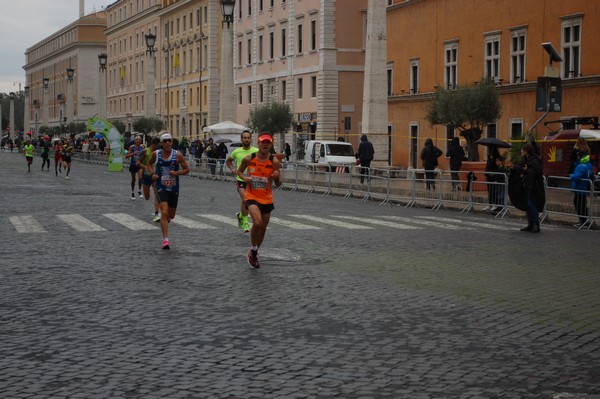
[226,130,258,232]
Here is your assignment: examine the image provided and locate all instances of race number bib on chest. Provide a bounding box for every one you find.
[161,175,176,187]
[251,176,268,189]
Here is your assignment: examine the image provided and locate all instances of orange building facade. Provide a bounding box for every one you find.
[387,0,600,169]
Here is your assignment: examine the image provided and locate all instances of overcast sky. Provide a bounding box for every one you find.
[0,0,115,94]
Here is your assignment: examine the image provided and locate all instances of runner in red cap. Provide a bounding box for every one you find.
[236,133,282,268]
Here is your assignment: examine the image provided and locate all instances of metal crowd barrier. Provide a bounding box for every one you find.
[63,153,599,228]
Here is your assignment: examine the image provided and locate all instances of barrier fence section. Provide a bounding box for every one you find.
[65,153,598,228]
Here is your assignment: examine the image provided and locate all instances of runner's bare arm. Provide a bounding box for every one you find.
[176,152,190,176]
[236,155,251,183]
[272,157,282,187]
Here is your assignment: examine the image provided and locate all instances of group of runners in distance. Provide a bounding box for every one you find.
[22,137,74,178]
[129,130,281,267]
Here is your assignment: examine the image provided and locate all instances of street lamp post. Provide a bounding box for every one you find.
[66,67,75,129]
[145,33,156,119]
[24,86,30,137]
[98,53,108,118]
[42,77,49,127]
[9,92,15,141]
[219,0,235,122]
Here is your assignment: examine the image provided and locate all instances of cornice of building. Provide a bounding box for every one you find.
[157,0,193,17]
[25,12,107,54]
[105,4,161,34]
[387,0,424,11]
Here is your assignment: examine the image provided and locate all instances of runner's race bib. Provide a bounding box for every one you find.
[161,175,176,187]
[251,176,268,189]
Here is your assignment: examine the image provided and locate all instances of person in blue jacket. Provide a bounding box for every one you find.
[570,151,594,228]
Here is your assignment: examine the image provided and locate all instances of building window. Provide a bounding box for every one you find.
[281,28,286,57]
[387,65,393,96]
[510,119,523,140]
[445,126,454,154]
[510,28,526,83]
[269,31,274,59]
[259,0,263,12]
[487,122,497,139]
[259,83,264,102]
[410,59,419,94]
[310,20,317,51]
[562,18,582,78]
[311,76,317,98]
[258,34,263,61]
[238,0,242,19]
[281,80,286,101]
[248,0,251,15]
[484,34,501,82]
[238,41,242,66]
[297,77,303,99]
[247,38,252,64]
[238,87,243,105]
[247,85,252,103]
[297,24,303,53]
[444,42,458,89]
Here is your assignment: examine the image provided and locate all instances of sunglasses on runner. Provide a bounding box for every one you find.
[162,139,172,143]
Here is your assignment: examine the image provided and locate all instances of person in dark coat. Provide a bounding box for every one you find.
[420,138,442,190]
[514,143,545,233]
[357,134,375,184]
[484,145,502,210]
[446,137,465,191]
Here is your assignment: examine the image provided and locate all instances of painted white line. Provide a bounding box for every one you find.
[171,215,216,229]
[269,216,322,229]
[102,213,159,230]
[335,215,422,230]
[57,214,106,232]
[9,216,47,233]
[289,214,373,229]
[417,216,508,230]
[380,215,472,230]
[198,214,239,227]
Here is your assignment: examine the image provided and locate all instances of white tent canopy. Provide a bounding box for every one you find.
[203,121,249,135]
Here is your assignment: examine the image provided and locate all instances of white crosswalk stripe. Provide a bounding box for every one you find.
[417,216,509,230]
[9,215,47,233]
[380,215,473,230]
[57,214,106,232]
[198,214,238,227]
[289,214,373,229]
[335,215,422,230]
[268,216,321,229]
[102,213,159,230]
[171,215,217,229]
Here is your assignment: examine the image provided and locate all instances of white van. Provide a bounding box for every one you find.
[304,140,356,170]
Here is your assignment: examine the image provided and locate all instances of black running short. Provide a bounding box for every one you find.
[246,200,274,215]
[157,190,179,208]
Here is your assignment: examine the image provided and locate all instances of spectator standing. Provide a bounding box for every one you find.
[492,157,508,211]
[570,150,594,228]
[205,138,218,175]
[195,140,204,167]
[358,134,375,184]
[284,143,292,162]
[217,142,228,175]
[446,136,465,191]
[420,138,442,190]
[484,145,502,210]
[568,136,591,174]
[515,144,545,233]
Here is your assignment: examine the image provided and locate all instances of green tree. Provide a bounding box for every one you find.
[110,119,126,134]
[65,122,87,136]
[246,101,293,141]
[133,117,164,144]
[426,78,501,161]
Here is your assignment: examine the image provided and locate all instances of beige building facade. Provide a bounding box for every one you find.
[234,0,369,158]
[23,11,107,134]
[387,0,600,169]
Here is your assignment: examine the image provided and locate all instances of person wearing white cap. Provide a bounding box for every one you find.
[146,132,190,249]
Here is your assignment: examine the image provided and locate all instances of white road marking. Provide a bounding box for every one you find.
[198,214,239,227]
[289,214,373,229]
[335,215,422,230]
[57,214,106,232]
[269,216,321,229]
[380,215,472,230]
[9,216,47,233]
[102,213,159,230]
[417,216,509,230]
[171,215,217,229]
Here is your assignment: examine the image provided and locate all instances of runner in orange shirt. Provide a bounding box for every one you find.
[236,134,282,268]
